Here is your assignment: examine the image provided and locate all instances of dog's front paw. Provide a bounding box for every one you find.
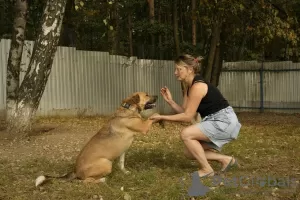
[121,169,131,174]
[83,177,106,184]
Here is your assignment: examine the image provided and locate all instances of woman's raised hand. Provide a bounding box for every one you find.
[160,86,173,103]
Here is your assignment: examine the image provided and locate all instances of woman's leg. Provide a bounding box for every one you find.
[183,142,213,159]
[183,143,235,171]
[180,124,215,176]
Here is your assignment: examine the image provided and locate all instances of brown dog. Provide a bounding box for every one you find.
[35,92,158,186]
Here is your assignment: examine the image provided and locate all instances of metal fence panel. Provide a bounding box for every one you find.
[1,39,299,117]
[219,71,261,108]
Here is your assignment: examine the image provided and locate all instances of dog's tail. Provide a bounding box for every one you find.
[35,171,76,187]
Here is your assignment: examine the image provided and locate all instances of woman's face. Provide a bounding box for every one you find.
[174,64,192,81]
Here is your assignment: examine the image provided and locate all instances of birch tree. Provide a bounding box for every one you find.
[6,0,28,129]
[7,0,67,136]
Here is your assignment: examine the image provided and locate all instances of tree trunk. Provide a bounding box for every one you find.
[158,4,163,59]
[237,35,247,60]
[0,0,5,39]
[204,20,221,82]
[128,13,133,56]
[7,0,67,136]
[173,0,180,56]
[111,0,119,55]
[59,0,76,47]
[210,40,224,86]
[285,43,290,60]
[147,0,155,58]
[180,0,184,43]
[211,30,225,87]
[6,0,28,129]
[215,48,224,87]
[191,0,196,46]
[210,44,220,85]
[166,7,171,51]
[293,46,299,62]
[114,2,120,54]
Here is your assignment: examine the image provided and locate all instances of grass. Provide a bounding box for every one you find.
[0,112,300,200]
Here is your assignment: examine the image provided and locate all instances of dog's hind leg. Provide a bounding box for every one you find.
[118,152,130,174]
[79,158,112,183]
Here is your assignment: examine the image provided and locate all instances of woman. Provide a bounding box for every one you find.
[150,54,241,178]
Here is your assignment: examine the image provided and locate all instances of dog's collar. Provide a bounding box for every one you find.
[121,103,131,109]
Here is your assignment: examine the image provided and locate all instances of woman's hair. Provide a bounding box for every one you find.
[174,54,204,74]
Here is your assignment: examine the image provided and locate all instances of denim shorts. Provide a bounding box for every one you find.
[197,106,241,151]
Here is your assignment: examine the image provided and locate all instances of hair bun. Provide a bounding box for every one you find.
[195,56,204,63]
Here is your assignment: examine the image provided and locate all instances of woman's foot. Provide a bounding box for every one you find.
[197,169,214,178]
[221,156,238,172]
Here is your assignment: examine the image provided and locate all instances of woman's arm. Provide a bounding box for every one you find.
[167,92,188,113]
[157,83,208,122]
[161,86,186,113]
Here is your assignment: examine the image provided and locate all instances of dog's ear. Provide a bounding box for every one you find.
[124,94,140,105]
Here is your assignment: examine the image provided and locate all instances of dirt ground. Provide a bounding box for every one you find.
[1,112,299,163]
[0,116,110,164]
[0,112,299,200]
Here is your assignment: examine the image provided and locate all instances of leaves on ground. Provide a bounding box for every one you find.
[0,112,299,200]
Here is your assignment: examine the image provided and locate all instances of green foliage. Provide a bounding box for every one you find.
[0,0,14,38]
[198,0,299,61]
[1,0,299,61]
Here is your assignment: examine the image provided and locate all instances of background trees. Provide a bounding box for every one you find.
[2,0,298,62]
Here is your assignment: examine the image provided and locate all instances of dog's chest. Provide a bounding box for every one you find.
[110,126,134,141]
[110,129,135,151]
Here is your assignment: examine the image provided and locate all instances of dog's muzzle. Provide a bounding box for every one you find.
[144,95,157,109]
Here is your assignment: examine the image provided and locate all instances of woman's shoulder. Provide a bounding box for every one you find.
[187,75,207,96]
[192,74,206,84]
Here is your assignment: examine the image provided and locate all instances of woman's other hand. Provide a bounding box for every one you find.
[161,86,173,103]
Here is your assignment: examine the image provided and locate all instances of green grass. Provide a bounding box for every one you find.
[0,112,299,200]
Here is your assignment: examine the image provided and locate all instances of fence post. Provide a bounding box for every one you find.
[260,60,264,113]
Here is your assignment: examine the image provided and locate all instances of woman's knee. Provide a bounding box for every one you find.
[180,127,192,141]
[180,125,210,142]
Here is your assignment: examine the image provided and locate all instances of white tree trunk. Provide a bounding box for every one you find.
[6,0,28,132]
[7,0,67,136]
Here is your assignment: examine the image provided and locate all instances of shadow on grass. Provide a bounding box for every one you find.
[125,148,196,171]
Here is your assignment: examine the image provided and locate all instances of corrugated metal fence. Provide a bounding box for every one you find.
[0,39,182,117]
[1,39,300,117]
[219,61,300,113]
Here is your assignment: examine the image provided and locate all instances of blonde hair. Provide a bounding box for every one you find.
[174,54,203,74]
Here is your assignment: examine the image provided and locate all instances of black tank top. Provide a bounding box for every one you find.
[187,75,229,118]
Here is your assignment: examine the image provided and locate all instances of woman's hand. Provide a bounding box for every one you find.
[161,86,173,103]
[149,113,162,122]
